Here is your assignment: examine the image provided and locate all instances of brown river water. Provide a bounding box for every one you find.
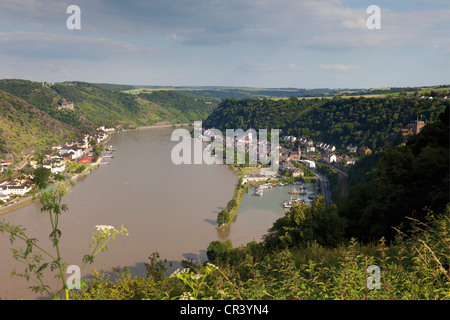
[0,127,295,299]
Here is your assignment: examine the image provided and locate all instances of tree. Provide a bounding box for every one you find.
[217,210,231,226]
[263,196,344,249]
[206,239,233,263]
[33,166,51,189]
[226,199,237,211]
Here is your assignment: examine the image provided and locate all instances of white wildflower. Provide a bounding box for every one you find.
[180,292,194,300]
[206,262,219,270]
[170,268,189,278]
[95,225,115,232]
[190,273,202,281]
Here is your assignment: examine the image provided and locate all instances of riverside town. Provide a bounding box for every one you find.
[0,125,116,211]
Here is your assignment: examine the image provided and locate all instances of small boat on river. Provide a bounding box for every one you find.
[282,195,305,208]
[252,186,264,196]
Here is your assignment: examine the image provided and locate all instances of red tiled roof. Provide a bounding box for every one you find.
[78,157,94,163]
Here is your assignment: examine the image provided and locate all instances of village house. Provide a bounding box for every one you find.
[1,160,12,169]
[360,147,372,156]
[59,145,83,160]
[306,146,316,153]
[0,185,32,196]
[0,191,9,202]
[344,156,357,165]
[43,160,66,174]
[300,159,316,169]
[279,147,291,161]
[279,159,294,172]
[289,167,304,178]
[289,147,301,161]
[0,178,32,197]
[95,131,109,143]
[282,135,297,143]
[347,144,358,153]
[325,153,337,163]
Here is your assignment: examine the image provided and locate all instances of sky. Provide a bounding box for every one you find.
[0,0,448,88]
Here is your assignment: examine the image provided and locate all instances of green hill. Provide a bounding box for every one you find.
[0,79,218,160]
[137,90,218,123]
[203,96,449,150]
[0,89,77,160]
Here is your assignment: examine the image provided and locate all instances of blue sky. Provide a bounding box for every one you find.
[0,0,448,88]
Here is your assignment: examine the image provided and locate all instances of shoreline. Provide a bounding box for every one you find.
[0,162,100,216]
[123,122,191,132]
[216,165,318,230]
[219,165,247,229]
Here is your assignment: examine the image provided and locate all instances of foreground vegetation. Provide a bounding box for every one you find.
[68,208,449,300]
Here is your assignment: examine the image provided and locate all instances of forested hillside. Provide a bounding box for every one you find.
[137,90,218,124]
[0,79,217,159]
[340,105,449,241]
[203,96,448,150]
[0,90,77,160]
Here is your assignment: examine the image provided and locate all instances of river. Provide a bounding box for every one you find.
[0,127,312,299]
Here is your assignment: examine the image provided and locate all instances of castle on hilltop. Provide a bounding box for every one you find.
[386,118,425,146]
[57,99,74,111]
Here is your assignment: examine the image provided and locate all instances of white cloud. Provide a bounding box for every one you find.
[0,31,155,60]
[0,0,447,51]
[288,64,301,71]
[342,18,367,30]
[238,62,280,73]
[0,0,447,87]
[320,64,360,71]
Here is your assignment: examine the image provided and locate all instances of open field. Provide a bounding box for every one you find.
[121,85,450,100]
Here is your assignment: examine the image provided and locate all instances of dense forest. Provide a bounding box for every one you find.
[340,105,449,242]
[203,96,448,150]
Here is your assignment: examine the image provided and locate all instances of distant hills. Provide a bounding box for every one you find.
[0,79,218,160]
[0,79,448,161]
[119,84,450,99]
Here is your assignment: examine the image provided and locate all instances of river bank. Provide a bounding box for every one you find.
[124,122,191,131]
[0,122,192,216]
[217,164,318,229]
[0,126,239,300]
[0,160,102,216]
